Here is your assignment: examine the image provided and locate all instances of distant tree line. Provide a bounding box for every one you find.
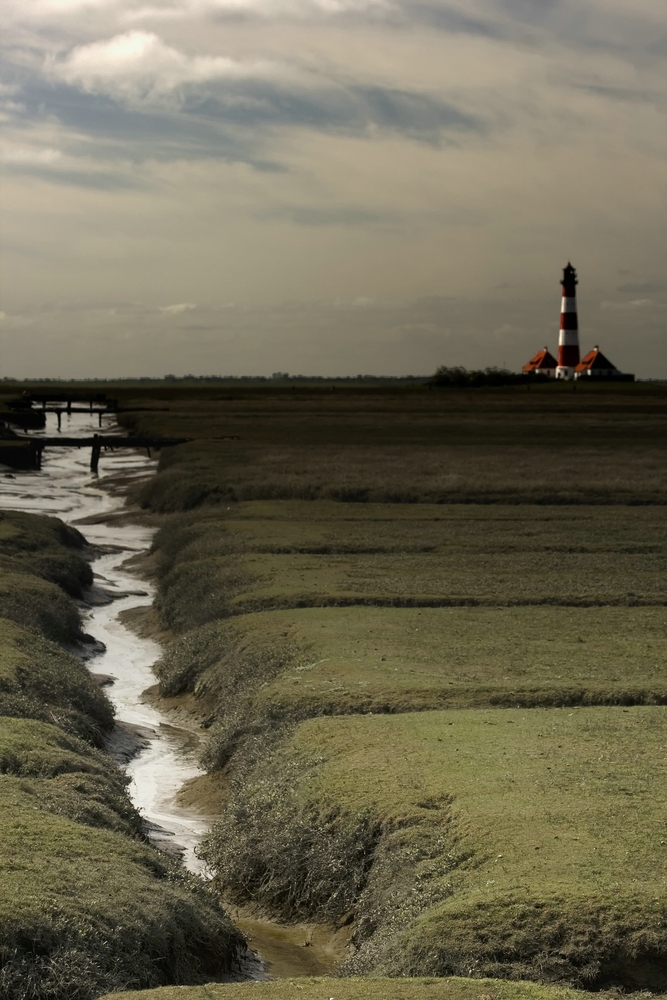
[431,366,549,388]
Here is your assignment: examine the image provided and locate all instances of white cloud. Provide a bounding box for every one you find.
[9,0,385,28]
[600,299,654,310]
[48,31,282,102]
[2,145,62,164]
[138,0,386,18]
[159,302,197,313]
[0,313,36,327]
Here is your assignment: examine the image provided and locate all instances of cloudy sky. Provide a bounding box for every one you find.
[1,0,665,377]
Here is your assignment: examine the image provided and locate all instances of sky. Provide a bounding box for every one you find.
[1,0,665,378]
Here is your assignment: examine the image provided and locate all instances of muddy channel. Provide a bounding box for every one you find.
[0,411,348,980]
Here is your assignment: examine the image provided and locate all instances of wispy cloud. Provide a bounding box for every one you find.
[2,144,61,164]
[22,31,483,155]
[617,280,667,294]
[266,204,399,226]
[600,299,658,311]
[159,302,197,313]
[47,31,284,103]
[2,0,666,377]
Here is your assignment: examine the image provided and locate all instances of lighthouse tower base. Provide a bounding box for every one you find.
[555,366,576,380]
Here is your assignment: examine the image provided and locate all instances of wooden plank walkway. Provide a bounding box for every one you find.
[36,436,188,448]
[2,430,239,472]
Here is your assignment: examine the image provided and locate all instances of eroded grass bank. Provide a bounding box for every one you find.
[14,382,665,996]
[202,709,667,988]
[151,504,667,634]
[0,509,244,999]
[114,384,667,992]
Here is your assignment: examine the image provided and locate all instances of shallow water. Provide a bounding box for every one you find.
[0,411,211,873]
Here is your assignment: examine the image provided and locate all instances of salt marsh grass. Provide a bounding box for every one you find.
[100,974,600,1000]
[203,707,667,989]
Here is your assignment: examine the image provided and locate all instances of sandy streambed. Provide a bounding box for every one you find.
[0,411,349,978]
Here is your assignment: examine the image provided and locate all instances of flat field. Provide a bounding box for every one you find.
[114,382,667,508]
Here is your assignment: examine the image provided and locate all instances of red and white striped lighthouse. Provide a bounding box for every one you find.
[555,262,580,380]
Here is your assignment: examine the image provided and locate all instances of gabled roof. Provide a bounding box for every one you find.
[575,347,619,372]
[523,348,557,373]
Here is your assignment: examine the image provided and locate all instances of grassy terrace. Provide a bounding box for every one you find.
[0,510,92,642]
[111,383,667,990]
[5,382,667,995]
[0,617,113,742]
[100,975,609,1000]
[0,716,241,999]
[153,503,667,634]
[202,707,667,987]
[156,605,667,744]
[0,509,244,999]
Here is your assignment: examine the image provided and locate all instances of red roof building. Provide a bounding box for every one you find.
[574,346,621,377]
[523,347,557,377]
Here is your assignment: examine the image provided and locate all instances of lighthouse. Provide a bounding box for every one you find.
[555,262,580,380]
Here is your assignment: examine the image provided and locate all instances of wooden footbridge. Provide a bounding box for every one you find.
[0,426,192,473]
[0,395,195,471]
[3,394,118,431]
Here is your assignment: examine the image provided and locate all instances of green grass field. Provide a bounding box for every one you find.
[0,510,92,642]
[0,718,242,999]
[116,385,667,989]
[0,509,92,595]
[0,616,113,741]
[202,707,667,989]
[7,383,667,995]
[153,502,667,633]
[114,383,667,510]
[155,603,667,765]
[98,975,608,1000]
[0,509,245,999]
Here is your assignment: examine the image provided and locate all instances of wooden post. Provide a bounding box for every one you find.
[30,441,43,470]
[66,399,72,414]
[90,434,101,474]
[57,411,62,431]
[98,411,103,427]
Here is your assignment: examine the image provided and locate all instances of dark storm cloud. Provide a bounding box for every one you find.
[3,0,665,380]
